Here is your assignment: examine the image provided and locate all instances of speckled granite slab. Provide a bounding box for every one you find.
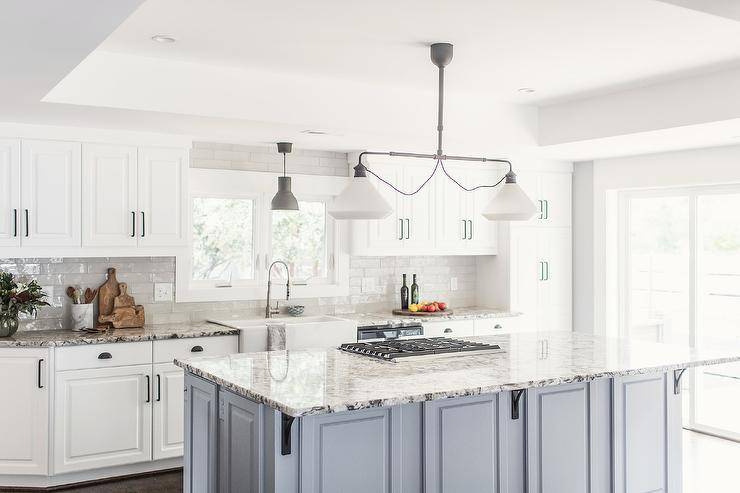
[175,331,740,417]
[345,306,521,327]
[0,322,239,348]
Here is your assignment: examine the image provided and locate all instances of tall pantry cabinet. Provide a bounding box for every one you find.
[477,163,573,332]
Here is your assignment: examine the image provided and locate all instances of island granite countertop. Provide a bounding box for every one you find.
[344,306,521,327]
[175,331,740,417]
[0,322,239,348]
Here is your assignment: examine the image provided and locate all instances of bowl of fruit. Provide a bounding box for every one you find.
[393,301,450,316]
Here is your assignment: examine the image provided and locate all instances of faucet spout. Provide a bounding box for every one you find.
[266,260,291,318]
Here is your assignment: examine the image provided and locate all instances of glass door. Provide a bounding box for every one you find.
[621,187,740,441]
[691,193,740,440]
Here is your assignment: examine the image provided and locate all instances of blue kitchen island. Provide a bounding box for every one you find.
[176,332,740,493]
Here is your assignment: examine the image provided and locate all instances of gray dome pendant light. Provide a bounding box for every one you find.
[328,42,536,222]
[271,142,299,211]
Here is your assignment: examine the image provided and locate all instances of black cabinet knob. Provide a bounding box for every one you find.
[191,345,204,352]
[98,352,112,359]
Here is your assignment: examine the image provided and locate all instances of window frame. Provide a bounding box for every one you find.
[176,168,349,302]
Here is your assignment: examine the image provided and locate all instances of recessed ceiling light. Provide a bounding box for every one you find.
[517,87,536,94]
[151,34,176,44]
[301,130,329,135]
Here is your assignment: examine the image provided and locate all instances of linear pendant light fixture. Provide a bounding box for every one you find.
[271,142,299,211]
[328,43,536,221]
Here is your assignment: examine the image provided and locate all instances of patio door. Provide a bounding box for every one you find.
[620,186,740,441]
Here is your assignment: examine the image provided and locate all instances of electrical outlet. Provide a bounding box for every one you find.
[361,277,376,293]
[450,277,458,291]
[154,283,173,302]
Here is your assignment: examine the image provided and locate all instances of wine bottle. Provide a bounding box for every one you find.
[400,274,409,310]
[411,274,419,305]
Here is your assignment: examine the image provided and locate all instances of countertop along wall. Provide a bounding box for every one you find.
[6,142,479,331]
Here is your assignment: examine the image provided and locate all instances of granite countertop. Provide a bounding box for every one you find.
[345,306,521,327]
[0,322,239,348]
[175,331,740,417]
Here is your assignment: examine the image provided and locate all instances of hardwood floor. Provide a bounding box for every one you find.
[0,470,182,493]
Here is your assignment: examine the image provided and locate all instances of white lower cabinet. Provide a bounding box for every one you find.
[54,364,153,473]
[153,362,185,460]
[0,349,50,476]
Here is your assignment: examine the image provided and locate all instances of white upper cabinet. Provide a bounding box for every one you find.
[0,139,20,246]
[21,140,81,246]
[137,147,188,247]
[349,158,499,256]
[82,144,138,246]
[516,171,571,228]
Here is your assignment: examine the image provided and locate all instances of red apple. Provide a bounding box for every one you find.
[437,302,447,311]
[427,304,437,312]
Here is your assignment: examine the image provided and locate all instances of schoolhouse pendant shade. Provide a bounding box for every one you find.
[481,172,537,221]
[328,165,393,220]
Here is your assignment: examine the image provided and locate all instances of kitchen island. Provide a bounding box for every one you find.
[176,332,740,493]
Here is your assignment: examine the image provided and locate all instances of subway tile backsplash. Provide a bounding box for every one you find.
[4,256,476,331]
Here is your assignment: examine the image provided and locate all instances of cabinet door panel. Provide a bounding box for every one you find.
[538,228,572,332]
[0,139,20,246]
[54,365,152,473]
[138,147,187,246]
[153,362,185,460]
[184,373,218,493]
[363,162,404,252]
[434,168,467,251]
[82,144,137,246]
[613,373,674,493]
[468,167,501,253]
[219,390,263,493]
[526,383,590,493]
[0,349,49,475]
[21,140,81,246]
[539,172,572,228]
[402,164,436,251]
[424,394,501,493]
[509,227,540,331]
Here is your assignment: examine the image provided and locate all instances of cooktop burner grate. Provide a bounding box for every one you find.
[339,337,505,361]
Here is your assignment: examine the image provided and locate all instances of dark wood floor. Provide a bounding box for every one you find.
[0,470,182,493]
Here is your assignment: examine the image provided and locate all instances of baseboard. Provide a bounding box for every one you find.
[0,458,183,490]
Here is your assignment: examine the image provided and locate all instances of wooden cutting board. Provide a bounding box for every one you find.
[392,309,454,317]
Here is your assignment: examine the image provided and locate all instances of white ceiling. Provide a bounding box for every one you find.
[4,0,740,160]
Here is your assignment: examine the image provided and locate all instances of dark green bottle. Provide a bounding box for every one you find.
[411,274,419,305]
[400,274,409,310]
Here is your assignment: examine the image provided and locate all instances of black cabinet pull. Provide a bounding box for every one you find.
[140,211,145,237]
[398,219,403,240]
[131,211,136,237]
[494,324,502,330]
[544,199,549,220]
[145,375,151,403]
[191,345,204,353]
[468,219,473,240]
[462,219,467,240]
[156,374,161,402]
[24,209,29,237]
[37,359,44,388]
[405,218,410,239]
[12,209,17,237]
[97,352,112,360]
[443,328,452,334]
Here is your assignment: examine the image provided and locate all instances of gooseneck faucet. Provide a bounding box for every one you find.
[266,260,290,318]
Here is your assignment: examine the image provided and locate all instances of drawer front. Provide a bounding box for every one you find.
[153,335,238,364]
[423,320,475,338]
[473,316,524,336]
[56,341,152,371]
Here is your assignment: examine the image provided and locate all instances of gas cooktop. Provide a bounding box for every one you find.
[338,337,505,362]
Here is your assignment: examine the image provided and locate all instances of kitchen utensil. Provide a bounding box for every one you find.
[66,286,76,303]
[84,288,97,305]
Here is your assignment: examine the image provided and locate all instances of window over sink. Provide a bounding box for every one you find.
[176,169,349,302]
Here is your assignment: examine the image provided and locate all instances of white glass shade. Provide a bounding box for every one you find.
[328,176,393,220]
[482,181,537,221]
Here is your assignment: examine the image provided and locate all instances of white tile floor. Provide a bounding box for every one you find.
[684,430,740,493]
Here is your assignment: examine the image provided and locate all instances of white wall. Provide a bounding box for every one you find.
[576,143,740,334]
[572,162,594,333]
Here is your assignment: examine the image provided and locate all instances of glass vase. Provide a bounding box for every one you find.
[0,312,19,337]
